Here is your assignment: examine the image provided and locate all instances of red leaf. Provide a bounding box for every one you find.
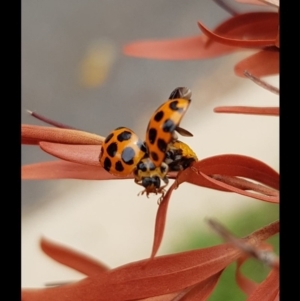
[22,125,104,145]
[21,161,177,181]
[234,49,279,77]
[178,154,279,191]
[235,0,267,5]
[214,106,279,116]
[176,163,230,192]
[235,257,258,295]
[39,142,102,167]
[274,32,279,48]
[199,172,279,203]
[246,268,279,301]
[41,237,109,276]
[176,271,223,301]
[22,243,242,301]
[236,0,279,7]
[22,223,277,301]
[198,12,278,48]
[123,36,238,60]
[138,291,180,301]
[151,183,176,258]
[22,160,131,180]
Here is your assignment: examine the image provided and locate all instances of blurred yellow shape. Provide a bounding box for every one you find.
[78,39,116,88]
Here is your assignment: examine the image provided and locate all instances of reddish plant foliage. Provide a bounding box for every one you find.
[22,103,279,299]
[22,221,278,301]
[22,1,279,299]
[123,0,279,116]
[22,117,279,260]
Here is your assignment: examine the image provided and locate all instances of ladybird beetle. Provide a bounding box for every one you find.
[99,127,147,176]
[99,126,167,196]
[99,87,197,197]
[145,96,191,166]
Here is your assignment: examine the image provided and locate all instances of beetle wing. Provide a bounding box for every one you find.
[145,98,191,166]
[99,127,146,176]
[176,126,193,137]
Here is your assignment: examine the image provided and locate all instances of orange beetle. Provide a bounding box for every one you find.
[99,87,197,197]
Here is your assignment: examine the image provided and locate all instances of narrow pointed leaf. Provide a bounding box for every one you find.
[199,171,279,203]
[176,162,230,192]
[176,271,223,301]
[235,0,267,5]
[236,0,279,7]
[214,106,279,116]
[138,291,180,301]
[22,243,242,301]
[39,142,102,166]
[178,155,279,190]
[41,238,109,276]
[22,223,276,301]
[198,12,278,48]
[274,32,279,48]
[123,36,238,60]
[151,183,176,258]
[22,125,104,145]
[235,257,258,295]
[21,160,176,181]
[212,12,278,40]
[22,160,131,180]
[234,49,279,77]
[246,268,279,301]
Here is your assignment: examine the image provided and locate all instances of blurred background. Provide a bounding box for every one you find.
[22,1,279,299]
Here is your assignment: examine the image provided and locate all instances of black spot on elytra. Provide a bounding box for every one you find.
[169,100,180,111]
[148,128,157,144]
[107,142,118,157]
[162,119,176,133]
[104,133,114,144]
[157,138,167,153]
[117,130,131,142]
[169,100,185,113]
[137,162,147,172]
[103,157,112,171]
[151,151,159,161]
[115,161,124,172]
[137,140,147,153]
[154,111,164,122]
[121,147,135,165]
